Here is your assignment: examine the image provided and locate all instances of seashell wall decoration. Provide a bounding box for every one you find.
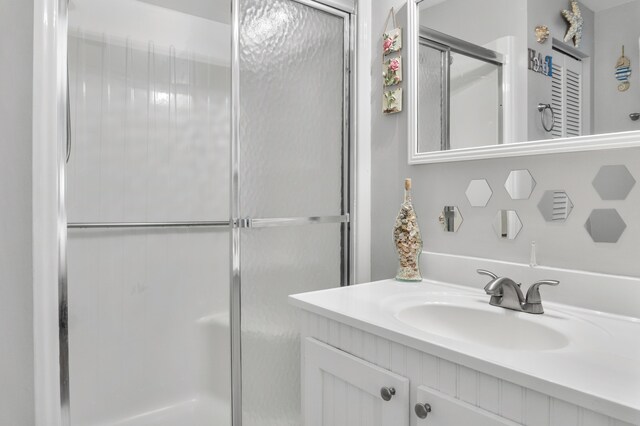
[535,25,550,44]
[561,0,583,48]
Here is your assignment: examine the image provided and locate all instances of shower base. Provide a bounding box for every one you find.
[94,395,230,426]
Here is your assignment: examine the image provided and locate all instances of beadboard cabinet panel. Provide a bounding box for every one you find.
[416,386,520,425]
[299,311,635,426]
[304,338,410,426]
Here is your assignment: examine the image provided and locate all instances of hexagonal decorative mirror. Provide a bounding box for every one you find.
[492,210,522,240]
[465,179,493,207]
[592,165,636,200]
[537,190,574,222]
[585,209,627,243]
[505,170,536,200]
[438,206,463,232]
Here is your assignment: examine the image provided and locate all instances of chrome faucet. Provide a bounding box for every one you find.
[477,270,559,314]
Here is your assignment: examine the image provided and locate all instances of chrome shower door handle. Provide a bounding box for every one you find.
[380,387,396,401]
[242,214,349,228]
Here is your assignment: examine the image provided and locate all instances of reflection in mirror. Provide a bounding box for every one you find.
[418,41,447,153]
[592,165,636,200]
[414,0,640,158]
[505,169,536,200]
[465,179,493,207]
[538,190,574,222]
[492,210,523,240]
[585,209,627,243]
[439,206,464,232]
[417,33,502,151]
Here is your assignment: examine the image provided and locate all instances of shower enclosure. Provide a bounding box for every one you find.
[61,0,352,425]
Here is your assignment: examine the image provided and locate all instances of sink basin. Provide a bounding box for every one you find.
[396,303,570,351]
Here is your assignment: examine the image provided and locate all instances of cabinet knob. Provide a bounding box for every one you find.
[380,387,396,401]
[415,403,432,419]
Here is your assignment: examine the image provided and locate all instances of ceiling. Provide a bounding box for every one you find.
[579,0,637,13]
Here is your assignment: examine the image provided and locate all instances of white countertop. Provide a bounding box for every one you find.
[289,279,640,424]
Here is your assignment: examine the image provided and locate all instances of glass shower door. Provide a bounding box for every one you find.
[237,1,350,425]
[66,0,231,425]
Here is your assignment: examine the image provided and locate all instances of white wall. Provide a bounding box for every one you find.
[594,1,640,134]
[0,0,35,424]
[370,0,409,278]
[449,59,500,149]
[370,2,640,281]
[420,0,526,49]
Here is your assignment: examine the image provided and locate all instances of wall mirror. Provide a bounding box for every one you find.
[407,0,640,164]
[439,205,464,232]
[465,179,493,207]
[585,209,627,242]
[505,169,537,200]
[493,210,523,240]
[538,190,574,222]
[592,165,636,200]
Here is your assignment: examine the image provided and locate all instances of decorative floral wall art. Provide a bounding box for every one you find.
[383,28,402,56]
[383,57,402,87]
[383,88,402,114]
[382,8,403,115]
[382,9,402,56]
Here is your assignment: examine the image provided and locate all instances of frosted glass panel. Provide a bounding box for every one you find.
[238,1,347,424]
[241,224,342,426]
[417,43,446,153]
[239,0,345,218]
[449,53,500,149]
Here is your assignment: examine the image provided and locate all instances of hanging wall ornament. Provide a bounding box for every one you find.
[383,88,402,114]
[383,9,402,56]
[616,46,632,92]
[383,57,402,87]
[561,1,583,47]
[535,25,550,44]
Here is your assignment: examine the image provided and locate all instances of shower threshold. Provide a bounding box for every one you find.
[93,395,229,426]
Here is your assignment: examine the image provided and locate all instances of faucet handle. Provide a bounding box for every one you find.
[526,280,559,304]
[477,269,499,279]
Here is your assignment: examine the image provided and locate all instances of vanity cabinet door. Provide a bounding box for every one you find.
[303,338,410,426]
[416,386,521,425]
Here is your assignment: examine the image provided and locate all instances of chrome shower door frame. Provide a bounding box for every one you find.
[53,0,355,425]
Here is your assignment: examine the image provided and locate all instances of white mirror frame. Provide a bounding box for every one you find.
[407,0,640,165]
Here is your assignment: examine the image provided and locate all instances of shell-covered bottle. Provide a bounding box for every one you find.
[393,178,423,281]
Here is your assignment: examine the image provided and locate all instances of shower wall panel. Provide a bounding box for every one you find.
[67,34,229,222]
[66,16,231,425]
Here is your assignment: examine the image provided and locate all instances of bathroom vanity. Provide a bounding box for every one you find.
[290,271,640,425]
